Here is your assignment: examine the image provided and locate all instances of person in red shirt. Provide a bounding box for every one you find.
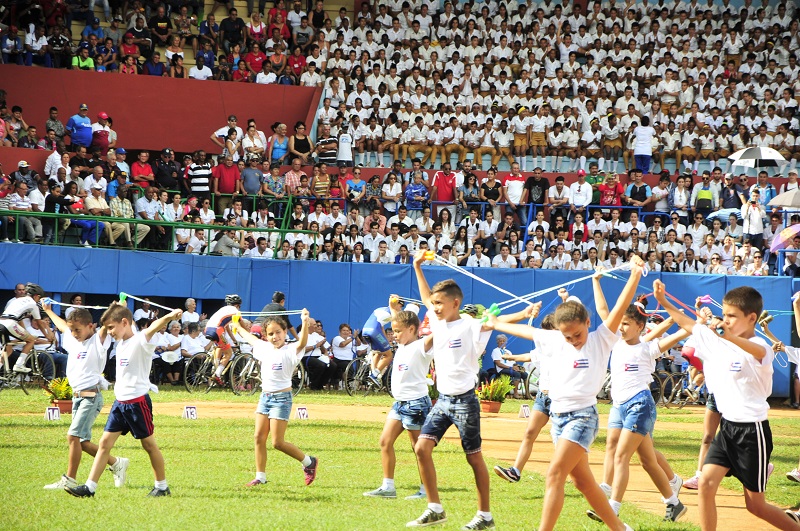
[598,172,624,209]
[430,162,457,221]
[130,151,155,188]
[244,42,266,76]
[287,46,306,84]
[212,154,243,214]
[266,0,288,27]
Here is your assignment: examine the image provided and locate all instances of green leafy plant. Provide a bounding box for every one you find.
[46,377,72,401]
[476,375,514,403]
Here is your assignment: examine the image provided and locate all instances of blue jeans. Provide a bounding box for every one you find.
[69,393,104,442]
[550,405,599,452]
[608,389,657,437]
[388,396,432,430]
[420,390,482,454]
[533,390,551,415]
[256,390,292,421]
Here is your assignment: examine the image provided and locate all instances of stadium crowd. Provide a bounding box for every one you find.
[2,0,800,274]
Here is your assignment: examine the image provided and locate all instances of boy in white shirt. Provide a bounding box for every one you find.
[408,252,494,529]
[42,304,128,491]
[66,301,182,498]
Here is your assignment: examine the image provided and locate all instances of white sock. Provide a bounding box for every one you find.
[532,156,539,169]
[695,469,703,477]
[302,455,312,467]
[598,157,605,171]
[693,161,699,172]
[428,503,444,513]
[610,499,622,515]
[580,156,587,170]
[256,471,267,482]
[155,479,168,490]
[478,511,493,521]
[664,494,679,505]
[555,156,562,171]
[86,480,97,492]
[790,159,797,170]
[515,156,520,165]
[683,160,691,170]
[511,466,520,475]
[215,365,224,377]
[382,478,395,490]
[612,160,619,172]
[542,156,549,172]
[13,354,27,367]
[418,483,426,494]
[669,474,680,486]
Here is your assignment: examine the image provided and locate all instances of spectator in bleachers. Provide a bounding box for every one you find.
[219,7,246,55]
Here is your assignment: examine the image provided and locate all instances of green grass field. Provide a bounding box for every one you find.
[1,388,798,530]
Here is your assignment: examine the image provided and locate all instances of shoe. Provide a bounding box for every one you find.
[664,501,687,522]
[406,508,447,527]
[109,457,129,487]
[684,474,699,490]
[82,241,92,248]
[586,509,604,523]
[367,373,381,387]
[65,484,94,498]
[791,403,799,409]
[405,490,426,500]
[493,465,520,483]
[599,483,612,498]
[363,487,397,498]
[461,515,495,530]
[671,474,683,498]
[303,456,318,485]
[246,478,266,487]
[786,468,800,483]
[45,475,77,490]
[147,487,171,497]
[786,510,800,524]
[12,364,31,374]
[211,375,224,387]
[768,463,774,481]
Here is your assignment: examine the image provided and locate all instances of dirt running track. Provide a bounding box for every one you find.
[154,401,800,529]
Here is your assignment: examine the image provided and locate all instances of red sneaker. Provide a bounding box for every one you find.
[303,456,318,485]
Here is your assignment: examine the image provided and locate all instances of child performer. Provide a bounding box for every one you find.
[42,303,128,491]
[235,308,319,487]
[66,301,182,498]
[364,295,432,500]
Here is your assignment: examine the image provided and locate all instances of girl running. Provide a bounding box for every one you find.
[235,309,319,487]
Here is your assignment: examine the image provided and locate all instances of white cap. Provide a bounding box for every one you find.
[405,303,420,315]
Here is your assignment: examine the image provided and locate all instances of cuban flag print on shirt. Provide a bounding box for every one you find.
[398,364,409,371]
[573,359,589,369]
[729,361,742,372]
[76,350,88,360]
[448,339,462,349]
[272,363,283,371]
[624,363,639,372]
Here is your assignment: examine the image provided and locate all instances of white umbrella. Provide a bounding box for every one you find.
[768,189,800,208]
[729,147,787,169]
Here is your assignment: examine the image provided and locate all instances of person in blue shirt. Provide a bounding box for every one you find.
[96,37,118,72]
[81,18,105,40]
[66,104,93,151]
[196,41,216,69]
[1,26,24,65]
[198,14,220,50]
[404,171,430,217]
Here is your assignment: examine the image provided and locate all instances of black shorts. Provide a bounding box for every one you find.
[706,392,719,414]
[704,417,772,493]
[104,394,155,439]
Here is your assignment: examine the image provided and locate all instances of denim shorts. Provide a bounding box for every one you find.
[68,393,104,442]
[533,391,551,415]
[608,390,657,437]
[550,405,599,452]
[388,395,433,430]
[256,391,293,421]
[420,390,482,454]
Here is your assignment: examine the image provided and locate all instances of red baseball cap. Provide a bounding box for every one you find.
[577,169,586,177]
[98,112,108,120]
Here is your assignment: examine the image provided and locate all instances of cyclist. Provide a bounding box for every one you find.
[363,301,420,386]
[204,294,243,386]
[1,283,52,373]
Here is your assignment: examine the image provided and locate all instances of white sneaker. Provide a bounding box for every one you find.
[82,241,92,248]
[786,468,800,483]
[12,364,31,374]
[44,475,77,490]
[404,490,426,500]
[671,474,683,498]
[599,483,612,498]
[109,457,129,487]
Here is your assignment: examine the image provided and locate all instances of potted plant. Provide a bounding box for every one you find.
[476,375,514,413]
[45,377,73,414]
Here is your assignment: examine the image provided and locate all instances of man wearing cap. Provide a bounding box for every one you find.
[104,15,125,47]
[211,115,243,151]
[24,25,53,68]
[155,149,180,189]
[86,183,124,246]
[106,169,130,200]
[114,148,130,174]
[66,104,93,151]
[1,26,24,65]
[90,113,112,153]
[10,161,39,190]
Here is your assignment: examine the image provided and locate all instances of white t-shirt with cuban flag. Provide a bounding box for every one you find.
[610,338,661,405]
[530,324,619,414]
[114,332,157,401]
[427,312,491,396]
[63,332,111,392]
[253,341,303,393]
[391,338,434,401]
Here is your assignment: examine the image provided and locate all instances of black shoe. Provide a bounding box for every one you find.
[785,510,800,524]
[147,487,171,497]
[586,509,603,523]
[65,484,95,498]
[664,501,687,522]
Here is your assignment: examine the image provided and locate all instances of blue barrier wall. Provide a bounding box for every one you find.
[0,246,793,397]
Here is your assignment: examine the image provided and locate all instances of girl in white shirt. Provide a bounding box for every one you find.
[486,256,645,531]
[236,309,318,487]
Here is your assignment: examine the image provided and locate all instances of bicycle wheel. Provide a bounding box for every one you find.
[524,371,539,400]
[384,368,393,397]
[231,354,260,396]
[650,371,668,406]
[184,354,212,393]
[19,351,55,395]
[292,363,305,397]
[665,374,687,409]
[344,358,365,396]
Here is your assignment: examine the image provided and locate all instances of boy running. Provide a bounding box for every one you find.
[41,303,129,491]
[66,301,182,498]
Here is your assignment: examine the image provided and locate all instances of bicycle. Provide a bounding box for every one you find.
[344,354,393,397]
[664,362,707,409]
[229,353,306,397]
[596,369,671,407]
[184,347,241,393]
[0,344,55,395]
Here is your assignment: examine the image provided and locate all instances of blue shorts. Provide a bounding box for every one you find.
[256,390,292,421]
[420,390,482,454]
[608,390,657,437]
[388,396,432,430]
[533,391,551,415]
[550,405,599,452]
[105,394,155,439]
[362,314,391,352]
[68,393,104,442]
